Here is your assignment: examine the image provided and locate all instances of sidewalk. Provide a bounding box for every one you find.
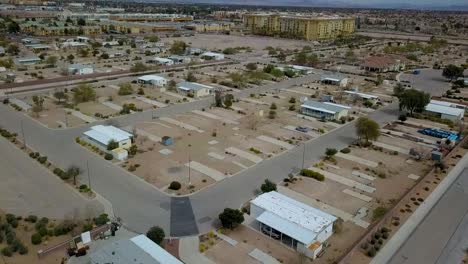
[371,152,468,264]
[179,236,215,264]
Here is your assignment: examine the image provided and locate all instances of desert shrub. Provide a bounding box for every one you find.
[25,215,38,223]
[1,247,12,257]
[300,169,325,181]
[53,221,75,236]
[169,181,182,190]
[37,156,47,164]
[104,153,113,160]
[31,233,42,245]
[340,148,351,153]
[367,247,376,257]
[94,214,109,226]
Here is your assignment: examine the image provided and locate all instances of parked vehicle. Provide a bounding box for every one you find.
[296,126,309,133]
[261,226,280,239]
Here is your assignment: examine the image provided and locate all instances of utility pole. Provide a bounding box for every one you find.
[188,151,191,185]
[301,143,306,170]
[64,109,69,128]
[87,160,91,190]
[21,120,26,149]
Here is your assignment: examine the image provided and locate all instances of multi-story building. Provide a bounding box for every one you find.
[184,22,234,33]
[243,13,355,41]
[20,21,102,36]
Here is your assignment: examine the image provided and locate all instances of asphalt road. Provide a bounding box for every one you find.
[399,69,450,97]
[0,137,102,219]
[0,68,445,236]
[388,167,468,264]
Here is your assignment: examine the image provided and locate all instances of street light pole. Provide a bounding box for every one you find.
[87,160,91,190]
[21,120,26,149]
[301,143,306,170]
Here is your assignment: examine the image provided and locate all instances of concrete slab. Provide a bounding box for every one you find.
[336,152,378,168]
[179,236,215,264]
[160,117,204,133]
[159,149,173,155]
[208,152,225,160]
[408,174,421,180]
[309,167,376,193]
[214,231,238,246]
[352,170,376,181]
[225,147,263,164]
[186,161,226,181]
[135,128,161,142]
[153,122,172,129]
[108,84,120,90]
[278,186,353,222]
[192,110,238,125]
[10,98,32,111]
[232,161,248,169]
[68,110,97,123]
[374,141,410,155]
[208,140,218,145]
[136,96,167,108]
[257,135,294,150]
[281,88,314,96]
[100,100,123,111]
[241,98,269,105]
[249,249,280,264]
[343,189,373,202]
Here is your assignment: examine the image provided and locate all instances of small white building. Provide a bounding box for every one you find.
[90,234,183,264]
[177,82,214,97]
[0,47,5,56]
[16,56,41,65]
[424,101,465,122]
[344,91,379,102]
[62,41,89,49]
[138,75,167,87]
[102,40,119,47]
[168,55,191,64]
[201,51,225,61]
[147,57,174,66]
[68,64,94,75]
[251,191,336,259]
[300,100,350,121]
[84,125,132,150]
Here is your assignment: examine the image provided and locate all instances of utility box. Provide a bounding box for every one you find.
[431,151,442,162]
[161,136,173,146]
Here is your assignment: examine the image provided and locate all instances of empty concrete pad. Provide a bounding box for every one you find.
[343,189,373,202]
[241,98,269,105]
[226,147,263,164]
[373,141,410,155]
[9,98,31,111]
[208,140,218,145]
[283,125,319,137]
[135,96,167,108]
[160,117,204,133]
[186,161,226,181]
[159,149,173,155]
[310,167,376,193]
[68,110,97,123]
[192,110,238,125]
[408,174,421,180]
[249,249,280,264]
[100,100,123,111]
[257,135,294,150]
[136,128,162,142]
[232,161,248,169]
[336,152,378,168]
[352,170,376,181]
[170,197,199,237]
[214,231,238,246]
[208,152,225,160]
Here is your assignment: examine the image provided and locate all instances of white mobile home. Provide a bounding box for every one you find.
[201,51,224,61]
[84,125,132,150]
[68,64,94,75]
[138,75,167,87]
[300,100,350,121]
[250,192,336,259]
[177,82,214,97]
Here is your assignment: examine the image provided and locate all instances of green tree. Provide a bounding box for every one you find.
[170,41,187,55]
[53,91,68,103]
[355,117,380,144]
[67,54,75,63]
[73,84,96,104]
[185,71,197,82]
[219,208,244,229]
[167,80,177,91]
[263,64,275,73]
[222,47,236,54]
[442,64,464,81]
[260,179,277,193]
[118,83,133,95]
[78,48,89,57]
[223,94,234,108]
[325,148,338,158]
[270,68,284,78]
[146,226,165,245]
[107,140,119,150]
[397,89,430,116]
[77,18,86,26]
[6,44,19,55]
[7,21,20,33]
[147,35,159,43]
[393,83,405,98]
[32,95,44,115]
[45,56,58,66]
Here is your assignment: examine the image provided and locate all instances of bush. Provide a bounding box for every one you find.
[18,244,28,255]
[372,207,387,221]
[104,153,113,160]
[260,179,277,193]
[219,208,244,230]
[340,148,351,154]
[367,247,376,257]
[53,221,75,236]
[31,233,42,245]
[325,148,337,157]
[300,169,325,181]
[38,226,47,237]
[168,181,181,190]
[5,214,15,224]
[1,247,12,257]
[37,156,47,164]
[146,226,165,245]
[25,215,38,223]
[94,214,109,226]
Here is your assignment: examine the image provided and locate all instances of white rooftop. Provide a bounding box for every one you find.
[344,90,379,100]
[153,57,173,63]
[138,74,166,82]
[84,125,132,146]
[201,51,223,57]
[430,99,466,109]
[252,191,336,245]
[425,103,464,117]
[131,235,183,264]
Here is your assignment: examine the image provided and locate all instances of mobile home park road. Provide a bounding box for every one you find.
[0,69,446,237]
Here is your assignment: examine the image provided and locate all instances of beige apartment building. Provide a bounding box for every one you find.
[243,13,355,40]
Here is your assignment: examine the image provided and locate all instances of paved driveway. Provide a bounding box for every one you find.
[0,137,103,219]
[399,69,450,96]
